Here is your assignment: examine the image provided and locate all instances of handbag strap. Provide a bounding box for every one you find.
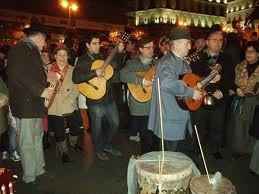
[47,65,69,109]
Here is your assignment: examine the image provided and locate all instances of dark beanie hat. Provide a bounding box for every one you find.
[137,36,153,48]
[169,27,191,41]
[23,24,47,36]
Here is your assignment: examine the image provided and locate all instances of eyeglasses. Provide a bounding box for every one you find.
[143,46,154,49]
[91,41,100,45]
[208,39,224,42]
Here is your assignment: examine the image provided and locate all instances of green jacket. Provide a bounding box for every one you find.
[0,77,8,134]
[0,78,8,96]
[120,57,152,116]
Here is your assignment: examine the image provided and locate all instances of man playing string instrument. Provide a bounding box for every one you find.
[72,33,124,161]
[148,27,202,152]
[120,36,157,154]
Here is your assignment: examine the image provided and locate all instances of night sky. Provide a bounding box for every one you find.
[1,0,129,24]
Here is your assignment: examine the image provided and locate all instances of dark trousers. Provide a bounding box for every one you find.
[48,111,82,142]
[0,130,9,152]
[191,103,226,152]
[155,137,181,152]
[111,83,129,130]
[130,115,154,154]
[88,100,119,153]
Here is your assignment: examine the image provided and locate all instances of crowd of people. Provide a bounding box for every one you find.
[0,24,258,190]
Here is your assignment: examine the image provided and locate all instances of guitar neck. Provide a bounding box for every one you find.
[103,46,118,68]
[199,71,218,88]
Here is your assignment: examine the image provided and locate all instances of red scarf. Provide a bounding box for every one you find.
[49,63,69,79]
[50,63,62,74]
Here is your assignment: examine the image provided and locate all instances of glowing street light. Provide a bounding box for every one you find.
[60,0,69,8]
[70,3,79,12]
[59,0,79,27]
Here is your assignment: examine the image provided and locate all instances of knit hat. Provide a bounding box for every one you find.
[169,27,191,41]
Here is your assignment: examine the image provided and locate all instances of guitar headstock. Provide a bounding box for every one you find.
[184,51,200,64]
[211,63,222,72]
[120,32,130,43]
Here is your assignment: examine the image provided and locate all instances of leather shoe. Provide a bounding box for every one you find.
[213,152,223,160]
[96,152,109,161]
[62,153,72,163]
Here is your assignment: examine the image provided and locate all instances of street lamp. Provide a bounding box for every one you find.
[59,0,79,27]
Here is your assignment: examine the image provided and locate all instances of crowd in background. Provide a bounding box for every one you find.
[0,25,258,187]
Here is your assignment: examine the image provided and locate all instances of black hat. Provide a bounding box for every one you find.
[169,27,191,41]
[137,36,153,48]
[23,24,47,36]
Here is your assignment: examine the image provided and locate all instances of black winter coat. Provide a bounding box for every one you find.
[7,40,47,118]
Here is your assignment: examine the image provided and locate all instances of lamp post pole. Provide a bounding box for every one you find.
[68,6,71,27]
[59,0,78,28]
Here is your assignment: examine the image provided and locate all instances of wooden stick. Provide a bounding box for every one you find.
[157,77,165,172]
[194,125,211,184]
[158,155,161,175]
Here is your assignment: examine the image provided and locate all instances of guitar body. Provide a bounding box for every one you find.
[78,59,114,100]
[128,66,155,102]
[176,64,221,111]
[176,73,203,111]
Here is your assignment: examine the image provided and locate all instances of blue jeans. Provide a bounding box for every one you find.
[88,100,119,154]
[9,125,17,153]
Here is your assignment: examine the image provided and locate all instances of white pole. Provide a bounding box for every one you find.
[157,77,165,173]
[194,125,212,184]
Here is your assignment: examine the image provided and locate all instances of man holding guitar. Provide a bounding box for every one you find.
[72,33,124,161]
[190,25,232,159]
[148,27,202,152]
[120,36,157,154]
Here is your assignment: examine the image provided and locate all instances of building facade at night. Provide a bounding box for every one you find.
[127,0,257,31]
[226,0,259,32]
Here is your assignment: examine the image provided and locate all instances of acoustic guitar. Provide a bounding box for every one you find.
[176,64,221,111]
[78,32,129,100]
[128,65,156,102]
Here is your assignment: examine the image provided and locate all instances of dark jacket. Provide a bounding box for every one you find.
[7,39,47,118]
[190,49,232,104]
[0,77,8,134]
